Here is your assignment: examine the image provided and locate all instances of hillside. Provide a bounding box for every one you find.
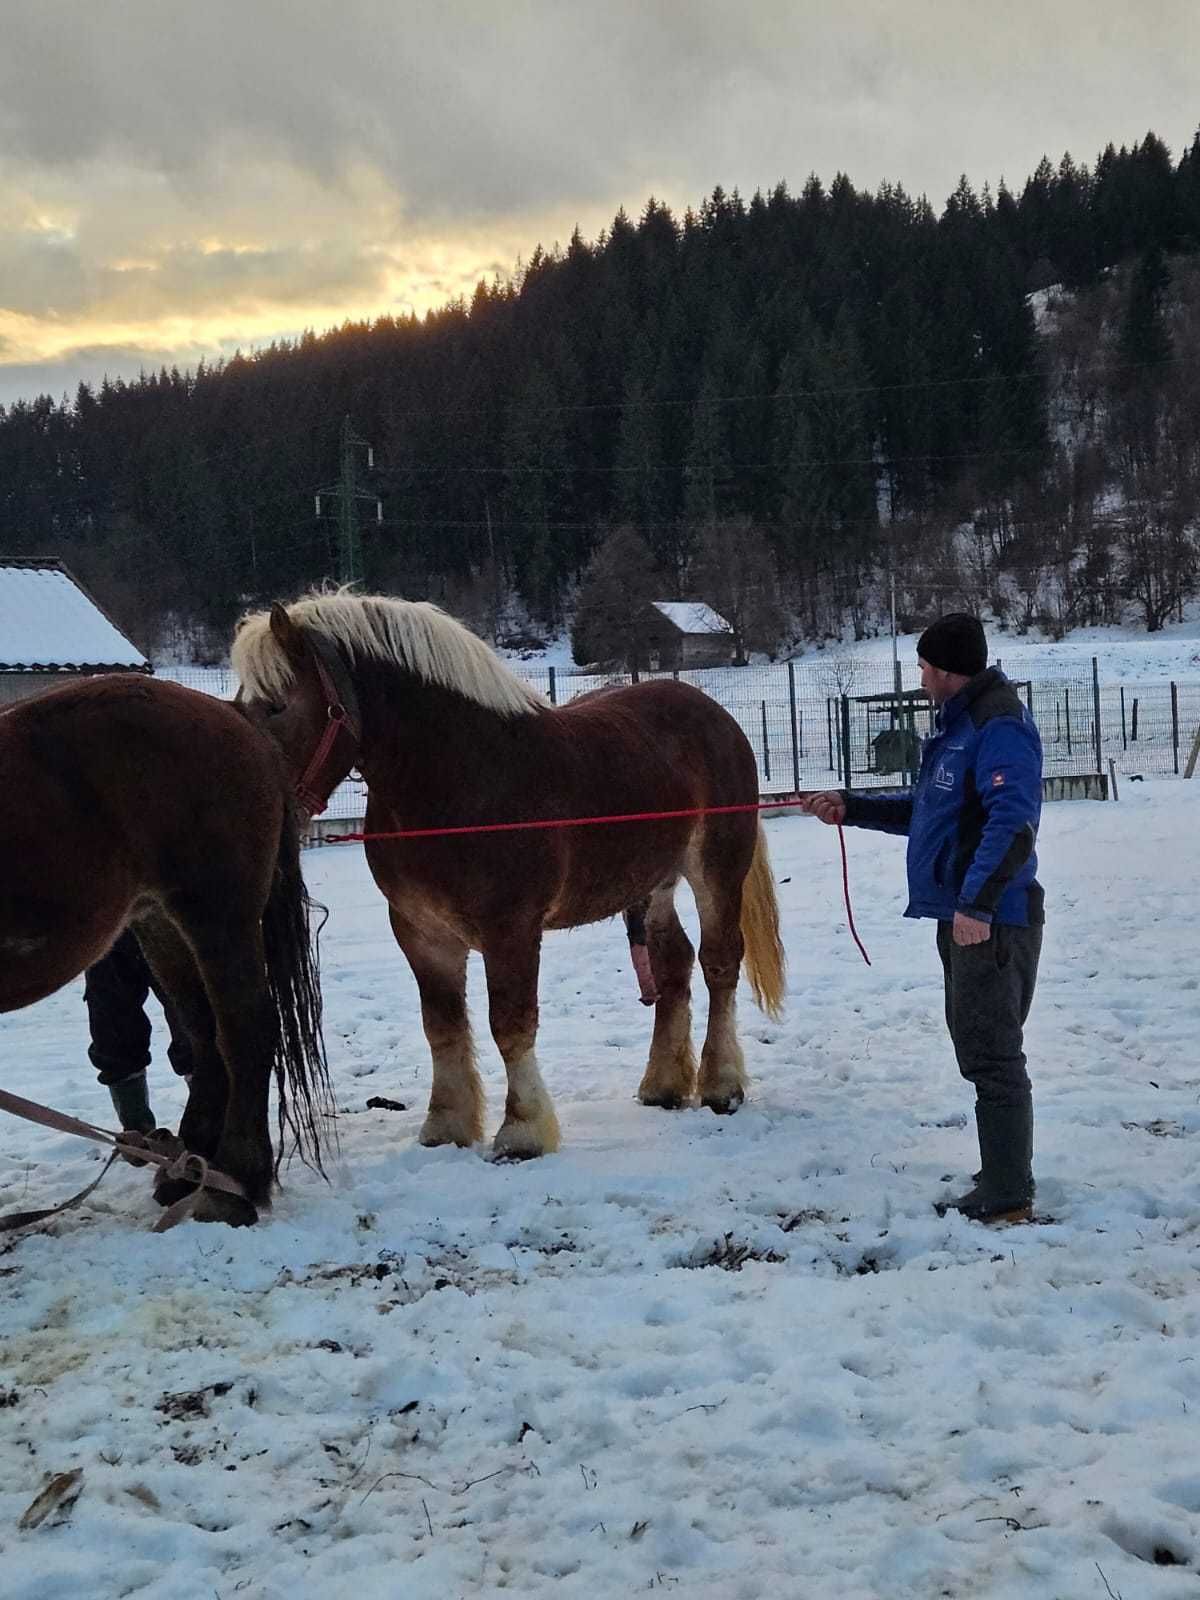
[1,129,1199,659]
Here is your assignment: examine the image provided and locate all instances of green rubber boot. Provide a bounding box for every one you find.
[939,1099,1034,1224]
[108,1069,156,1134]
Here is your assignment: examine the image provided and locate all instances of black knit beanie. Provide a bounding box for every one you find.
[916,613,987,677]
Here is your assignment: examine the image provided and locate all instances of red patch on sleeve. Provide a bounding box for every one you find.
[991,772,1006,787]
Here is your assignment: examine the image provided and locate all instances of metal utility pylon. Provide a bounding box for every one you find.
[314,416,382,587]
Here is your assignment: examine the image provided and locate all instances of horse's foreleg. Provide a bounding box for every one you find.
[388,909,482,1148]
[637,887,697,1111]
[482,929,558,1159]
[689,873,748,1116]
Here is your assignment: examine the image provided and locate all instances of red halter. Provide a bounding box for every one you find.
[293,636,362,816]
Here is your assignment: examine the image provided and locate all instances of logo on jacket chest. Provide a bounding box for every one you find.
[929,741,965,792]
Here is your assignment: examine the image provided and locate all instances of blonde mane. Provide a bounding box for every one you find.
[232,593,547,717]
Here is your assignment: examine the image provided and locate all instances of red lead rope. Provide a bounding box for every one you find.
[323,797,806,842]
[838,823,871,966]
[324,797,871,967]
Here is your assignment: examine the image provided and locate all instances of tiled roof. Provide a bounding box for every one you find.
[0,559,148,671]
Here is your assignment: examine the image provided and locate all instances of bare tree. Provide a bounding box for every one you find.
[1120,500,1199,631]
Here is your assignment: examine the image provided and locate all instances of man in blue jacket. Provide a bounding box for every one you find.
[802,614,1044,1224]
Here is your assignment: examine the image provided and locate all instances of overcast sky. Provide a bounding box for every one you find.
[1,0,1197,408]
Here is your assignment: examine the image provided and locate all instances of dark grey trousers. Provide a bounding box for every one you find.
[936,921,1042,1107]
[84,929,194,1086]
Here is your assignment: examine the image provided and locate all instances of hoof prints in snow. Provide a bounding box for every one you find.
[1102,1511,1193,1568]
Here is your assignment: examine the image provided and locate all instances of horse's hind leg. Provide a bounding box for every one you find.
[482,928,559,1159]
[637,884,697,1111]
[388,908,483,1148]
[134,915,226,1170]
[156,911,274,1222]
[686,853,748,1116]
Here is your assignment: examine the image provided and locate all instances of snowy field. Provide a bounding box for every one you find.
[2,782,1199,1598]
[788,616,1200,689]
[504,614,1200,688]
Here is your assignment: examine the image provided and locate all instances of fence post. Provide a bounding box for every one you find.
[1091,656,1102,775]
[547,665,557,706]
[826,698,835,772]
[1120,685,1127,750]
[840,695,852,790]
[1172,681,1180,774]
[1132,697,1139,742]
[760,701,771,784]
[787,662,800,793]
[1065,687,1072,757]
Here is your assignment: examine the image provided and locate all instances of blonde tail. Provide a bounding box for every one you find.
[741,823,786,1021]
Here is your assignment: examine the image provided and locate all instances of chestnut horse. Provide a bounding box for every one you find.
[0,675,332,1223]
[233,593,785,1160]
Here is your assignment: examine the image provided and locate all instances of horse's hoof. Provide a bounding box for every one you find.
[153,1171,197,1208]
[702,1090,744,1116]
[192,1190,260,1227]
[490,1121,557,1162]
[419,1113,482,1149]
[639,1091,687,1111]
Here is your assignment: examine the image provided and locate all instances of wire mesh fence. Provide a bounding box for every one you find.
[158,657,1200,819]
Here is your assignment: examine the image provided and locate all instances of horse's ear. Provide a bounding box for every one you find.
[268,603,307,663]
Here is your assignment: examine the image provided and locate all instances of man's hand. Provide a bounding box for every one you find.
[952,911,991,946]
[798,790,846,826]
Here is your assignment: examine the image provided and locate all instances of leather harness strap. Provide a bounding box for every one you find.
[294,632,362,817]
[0,1086,249,1234]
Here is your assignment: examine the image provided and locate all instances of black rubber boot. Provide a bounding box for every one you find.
[939,1099,1034,1224]
[108,1069,156,1134]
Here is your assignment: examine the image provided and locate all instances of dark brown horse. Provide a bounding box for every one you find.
[233,593,784,1159]
[0,675,332,1223]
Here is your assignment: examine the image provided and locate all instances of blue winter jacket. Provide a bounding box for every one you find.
[842,668,1045,927]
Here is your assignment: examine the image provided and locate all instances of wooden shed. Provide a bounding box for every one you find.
[643,601,734,670]
[0,557,149,706]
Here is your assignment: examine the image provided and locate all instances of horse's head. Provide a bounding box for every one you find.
[233,603,362,818]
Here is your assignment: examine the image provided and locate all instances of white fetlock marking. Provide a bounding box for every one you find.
[494,1051,560,1157]
[422,1039,484,1146]
[640,1036,697,1102]
[700,1002,746,1100]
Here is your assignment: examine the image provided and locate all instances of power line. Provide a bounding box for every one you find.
[375,444,1054,477]
[9,345,1196,448]
[316,348,1200,424]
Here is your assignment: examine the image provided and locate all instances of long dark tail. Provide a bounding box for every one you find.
[262,800,336,1177]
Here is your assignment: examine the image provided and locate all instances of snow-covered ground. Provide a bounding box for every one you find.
[2,782,1199,1597]
[788,614,1200,688]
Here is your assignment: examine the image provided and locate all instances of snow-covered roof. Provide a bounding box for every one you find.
[0,559,148,672]
[650,600,732,636]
